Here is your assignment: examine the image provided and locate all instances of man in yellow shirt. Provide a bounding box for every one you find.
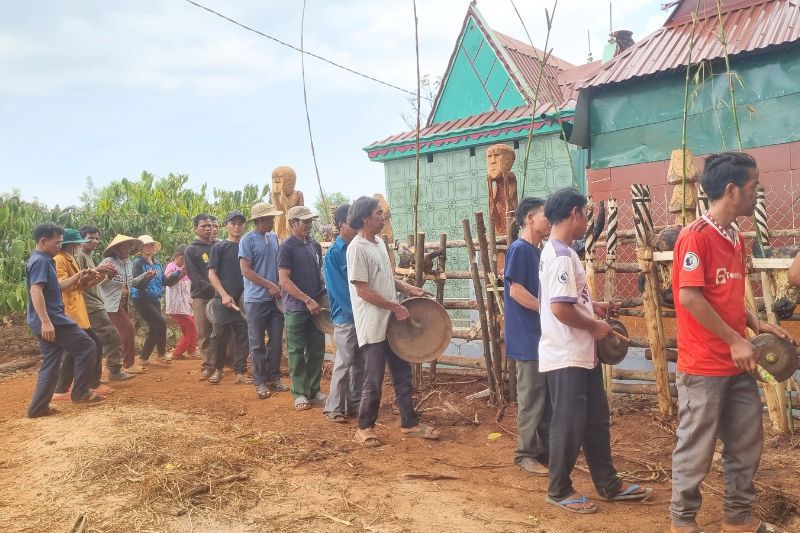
[52,228,115,399]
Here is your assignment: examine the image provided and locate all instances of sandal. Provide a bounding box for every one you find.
[400,423,440,440]
[294,396,311,411]
[51,392,71,402]
[74,391,105,404]
[93,384,115,395]
[324,411,348,423]
[355,428,382,447]
[232,374,252,385]
[545,494,598,514]
[602,483,652,502]
[208,370,223,385]
[722,521,784,533]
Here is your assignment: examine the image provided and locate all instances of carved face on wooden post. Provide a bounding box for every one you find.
[272,166,297,197]
[487,144,516,180]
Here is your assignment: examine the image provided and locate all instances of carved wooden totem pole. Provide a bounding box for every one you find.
[271,166,305,240]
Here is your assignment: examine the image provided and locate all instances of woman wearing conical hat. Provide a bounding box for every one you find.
[98,235,148,373]
[131,235,182,369]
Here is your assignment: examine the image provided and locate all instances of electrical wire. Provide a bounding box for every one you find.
[300,0,328,220]
[183,0,428,100]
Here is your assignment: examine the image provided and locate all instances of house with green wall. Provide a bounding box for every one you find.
[363,3,600,307]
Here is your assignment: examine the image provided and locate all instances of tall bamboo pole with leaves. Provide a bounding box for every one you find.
[510,0,578,191]
[680,0,702,225]
[511,0,558,197]
[412,0,422,240]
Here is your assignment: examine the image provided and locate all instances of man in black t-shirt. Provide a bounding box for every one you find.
[207,211,250,385]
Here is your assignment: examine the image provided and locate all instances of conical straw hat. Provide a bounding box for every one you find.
[104,234,144,257]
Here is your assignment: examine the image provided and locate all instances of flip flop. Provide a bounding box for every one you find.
[602,483,652,502]
[207,370,223,385]
[355,429,382,447]
[74,391,105,404]
[324,411,348,423]
[722,521,784,533]
[545,494,598,514]
[400,423,440,440]
[92,385,115,395]
[294,396,311,411]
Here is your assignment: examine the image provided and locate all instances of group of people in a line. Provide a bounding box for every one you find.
[23,151,792,530]
[504,152,789,531]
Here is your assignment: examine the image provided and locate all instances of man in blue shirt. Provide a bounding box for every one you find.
[239,202,286,399]
[27,223,104,418]
[503,197,551,476]
[322,204,365,423]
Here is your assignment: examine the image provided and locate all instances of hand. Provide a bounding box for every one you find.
[79,269,95,284]
[145,270,157,279]
[267,283,281,299]
[221,294,235,309]
[758,321,796,344]
[731,337,757,372]
[97,263,117,276]
[591,320,612,339]
[41,321,55,342]
[593,302,608,318]
[607,301,621,319]
[392,303,410,321]
[306,298,321,316]
[403,283,427,297]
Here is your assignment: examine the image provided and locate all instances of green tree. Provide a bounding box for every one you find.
[313,191,350,225]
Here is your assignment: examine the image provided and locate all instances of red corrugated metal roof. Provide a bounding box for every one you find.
[494,31,571,105]
[366,101,558,149]
[583,0,800,89]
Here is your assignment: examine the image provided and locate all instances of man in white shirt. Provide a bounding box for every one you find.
[539,187,651,513]
[346,196,439,447]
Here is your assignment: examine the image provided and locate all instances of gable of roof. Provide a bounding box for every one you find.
[428,3,573,125]
[582,0,800,89]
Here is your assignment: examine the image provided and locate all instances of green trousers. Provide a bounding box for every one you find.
[284,311,325,399]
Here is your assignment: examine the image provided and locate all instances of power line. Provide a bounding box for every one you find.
[183,0,426,99]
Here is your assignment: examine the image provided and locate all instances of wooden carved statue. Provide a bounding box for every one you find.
[486,144,518,238]
[373,193,394,244]
[271,165,305,240]
[667,148,699,225]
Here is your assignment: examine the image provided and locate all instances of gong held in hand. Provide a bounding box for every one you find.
[597,319,631,366]
[387,297,453,364]
[750,333,799,383]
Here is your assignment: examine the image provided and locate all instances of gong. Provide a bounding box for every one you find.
[751,333,799,383]
[311,289,333,335]
[387,297,452,364]
[205,296,246,323]
[597,319,629,365]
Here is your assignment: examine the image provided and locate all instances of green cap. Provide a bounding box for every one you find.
[62,228,90,245]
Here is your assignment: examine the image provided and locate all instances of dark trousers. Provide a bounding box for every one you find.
[55,328,103,393]
[212,316,249,374]
[28,324,96,417]
[88,308,122,371]
[245,301,284,386]
[133,298,167,360]
[108,301,136,368]
[358,340,419,430]
[546,365,622,500]
[514,359,552,465]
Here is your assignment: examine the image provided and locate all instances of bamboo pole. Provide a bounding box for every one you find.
[602,198,618,397]
[753,188,790,433]
[475,212,506,402]
[429,233,448,385]
[463,219,496,402]
[632,184,674,417]
[412,231,425,389]
[487,216,513,401]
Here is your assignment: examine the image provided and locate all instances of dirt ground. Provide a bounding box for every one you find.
[1,326,799,532]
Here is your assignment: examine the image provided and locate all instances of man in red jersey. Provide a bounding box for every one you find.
[670,152,791,533]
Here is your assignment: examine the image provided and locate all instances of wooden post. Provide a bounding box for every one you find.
[632,184,674,417]
[463,219,497,402]
[476,212,506,402]
[413,231,425,389]
[487,216,513,401]
[602,198,618,398]
[752,187,790,433]
[382,234,395,270]
[429,232,448,385]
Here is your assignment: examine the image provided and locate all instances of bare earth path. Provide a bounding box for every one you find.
[1,359,798,533]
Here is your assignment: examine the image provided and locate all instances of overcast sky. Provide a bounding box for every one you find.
[0,0,667,208]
